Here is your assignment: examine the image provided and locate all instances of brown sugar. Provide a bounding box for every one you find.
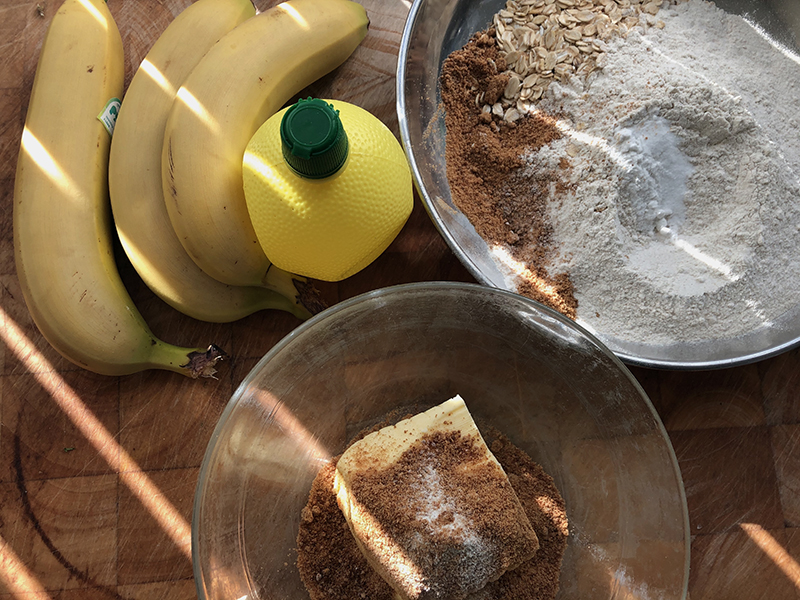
[477,431,570,600]
[296,427,568,600]
[439,29,578,319]
[297,463,395,600]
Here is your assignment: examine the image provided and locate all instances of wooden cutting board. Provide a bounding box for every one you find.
[1,1,800,599]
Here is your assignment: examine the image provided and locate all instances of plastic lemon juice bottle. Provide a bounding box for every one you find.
[242,97,413,282]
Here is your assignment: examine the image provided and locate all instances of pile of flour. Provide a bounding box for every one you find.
[517,0,800,347]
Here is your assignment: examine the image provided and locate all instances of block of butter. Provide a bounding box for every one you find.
[333,395,539,600]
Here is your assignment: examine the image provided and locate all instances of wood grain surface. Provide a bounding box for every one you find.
[2,0,800,599]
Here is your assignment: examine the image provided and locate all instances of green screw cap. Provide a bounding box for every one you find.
[280,97,349,179]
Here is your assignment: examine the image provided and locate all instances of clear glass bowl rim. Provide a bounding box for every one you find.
[191,281,690,600]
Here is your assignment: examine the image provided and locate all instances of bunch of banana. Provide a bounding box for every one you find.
[14,0,223,378]
[161,0,369,288]
[108,0,314,323]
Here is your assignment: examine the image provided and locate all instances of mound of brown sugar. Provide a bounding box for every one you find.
[439,29,578,319]
[296,428,568,600]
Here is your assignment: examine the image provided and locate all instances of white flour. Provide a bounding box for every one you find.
[517,0,800,347]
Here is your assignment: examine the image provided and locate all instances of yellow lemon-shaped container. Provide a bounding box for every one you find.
[243,97,413,282]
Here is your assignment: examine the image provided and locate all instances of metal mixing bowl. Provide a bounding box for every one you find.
[396,0,800,369]
[192,282,689,600]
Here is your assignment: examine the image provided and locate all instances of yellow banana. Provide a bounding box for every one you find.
[14,0,224,378]
[162,0,369,288]
[109,0,310,322]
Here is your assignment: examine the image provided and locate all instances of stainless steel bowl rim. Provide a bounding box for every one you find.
[395,0,800,371]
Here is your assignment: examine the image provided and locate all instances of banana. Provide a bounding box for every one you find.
[162,0,369,288]
[14,0,224,378]
[108,0,310,323]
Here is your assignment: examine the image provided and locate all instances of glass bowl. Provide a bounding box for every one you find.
[396,0,800,369]
[192,282,689,600]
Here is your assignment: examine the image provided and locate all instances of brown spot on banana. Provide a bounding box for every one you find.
[167,139,179,211]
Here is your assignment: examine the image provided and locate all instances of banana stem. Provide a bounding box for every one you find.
[150,342,227,378]
[259,288,314,320]
[262,264,327,316]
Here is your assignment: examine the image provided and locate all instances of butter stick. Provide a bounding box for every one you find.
[334,395,539,600]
